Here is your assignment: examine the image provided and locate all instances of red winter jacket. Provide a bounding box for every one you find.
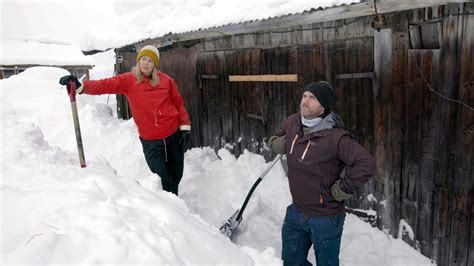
[83,72,191,140]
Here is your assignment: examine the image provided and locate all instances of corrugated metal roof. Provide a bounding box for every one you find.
[177,1,359,36]
[134,1,372,47]
[84,0,363,51]
[132,0,466,48]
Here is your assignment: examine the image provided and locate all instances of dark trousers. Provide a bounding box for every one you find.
[140,130,184,195]
[282,204,345,266]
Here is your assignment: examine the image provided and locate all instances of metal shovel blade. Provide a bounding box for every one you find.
[220,209,242,238]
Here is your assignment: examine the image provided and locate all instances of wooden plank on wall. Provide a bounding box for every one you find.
[446,3,473,265]
[391,21,409,256]
[459,4,474,266]
[407,49,439,258]
[229,74,298,82]
[430,3,473,265]
[374,28,396,236]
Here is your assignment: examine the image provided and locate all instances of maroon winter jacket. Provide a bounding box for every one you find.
[277,112,376,216]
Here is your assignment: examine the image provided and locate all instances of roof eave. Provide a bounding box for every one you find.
[121,0,470,50]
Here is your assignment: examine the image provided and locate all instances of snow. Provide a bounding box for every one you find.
[399,219,415,242]
[0,55,436,265]
[1,39,94,66]
[1,0,118,48]
[83,0,361,50]
[1,0,361,51]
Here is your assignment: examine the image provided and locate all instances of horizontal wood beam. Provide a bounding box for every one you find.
[245,113,265,122]
[198,74,219,79]
[335,72,375,79]
[229,74,298,82]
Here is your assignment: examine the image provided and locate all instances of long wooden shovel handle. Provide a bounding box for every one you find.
[67,80,86,168]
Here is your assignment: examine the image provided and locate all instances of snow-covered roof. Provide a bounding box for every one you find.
[1,38,94,67]
[81,0,467,51]
[81,0,361,51]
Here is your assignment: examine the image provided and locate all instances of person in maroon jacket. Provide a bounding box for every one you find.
[59,45,191,196]
[268,81,376,265]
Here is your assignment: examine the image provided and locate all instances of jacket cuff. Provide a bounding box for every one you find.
[180,125,191,131]
[77,85,84,94]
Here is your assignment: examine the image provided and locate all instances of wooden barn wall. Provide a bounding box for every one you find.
[373,3,473,265]
[115,2,473,265]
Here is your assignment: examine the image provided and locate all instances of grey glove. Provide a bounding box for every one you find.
[330,179,353,202]
[267,135,286,154]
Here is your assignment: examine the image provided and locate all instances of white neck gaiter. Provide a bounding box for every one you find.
[301,114,323,128]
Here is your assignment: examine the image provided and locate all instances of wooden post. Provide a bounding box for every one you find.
[374,28,395,235]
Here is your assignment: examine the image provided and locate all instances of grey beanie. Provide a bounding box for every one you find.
[303,81,335,112]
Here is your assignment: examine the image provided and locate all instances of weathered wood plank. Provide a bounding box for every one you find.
[431,3,469,265]
[391,19,408,247]
[374,28,396,236]
[229,74,298,82]
[448,3,474,265]
[459,4,474,265]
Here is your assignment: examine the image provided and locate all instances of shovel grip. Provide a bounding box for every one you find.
[67,79,77,102]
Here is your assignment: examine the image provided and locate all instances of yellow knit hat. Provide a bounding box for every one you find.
[136,45,160,67]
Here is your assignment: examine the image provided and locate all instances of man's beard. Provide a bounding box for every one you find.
[300,105,322,118]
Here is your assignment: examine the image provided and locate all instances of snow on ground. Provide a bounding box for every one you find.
[0,56,435,265]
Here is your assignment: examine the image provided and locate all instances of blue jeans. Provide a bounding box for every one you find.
[281,204,345,266]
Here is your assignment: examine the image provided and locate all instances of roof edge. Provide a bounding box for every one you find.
[111,0,470,50]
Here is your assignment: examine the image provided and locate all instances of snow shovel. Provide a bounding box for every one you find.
[220,154,282,239]
[66,80,86,168]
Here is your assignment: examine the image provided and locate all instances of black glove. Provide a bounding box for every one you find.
[179,130,191,153]
[59,75,82,88]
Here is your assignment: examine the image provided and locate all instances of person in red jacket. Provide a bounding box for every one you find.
[59,45,191,196]
[267,81,376,265]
